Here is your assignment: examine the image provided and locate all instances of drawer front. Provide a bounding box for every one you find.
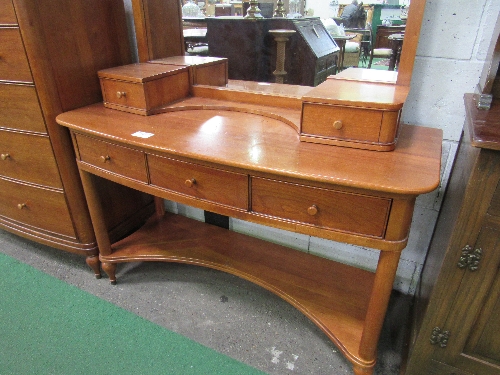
[301,103,383,143]
[0,130,62,188]
[0,83,47,133]
[0,177,75,237]
[251,177,391,238]
[100,79,147,110]
[0,27,33,83]
[148,154,248,210]
[0,0,17,24]
[75,134,148,183]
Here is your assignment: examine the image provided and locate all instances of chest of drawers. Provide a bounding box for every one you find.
[0,0,153,276]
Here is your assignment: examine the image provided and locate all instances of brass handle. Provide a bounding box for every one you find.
[185,178,196,188]
[17,203,27,210]
[307,204,318,216]
[100,155,110,163]
[333,120,343,130]
[1,153,10,160]
[116,91,126,99]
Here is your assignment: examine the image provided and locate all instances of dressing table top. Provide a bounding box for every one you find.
[57,100,442,196]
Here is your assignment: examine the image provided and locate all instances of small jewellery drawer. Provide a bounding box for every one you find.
[251,177,391,238]
[74,134,148,183]
[0,130,62,188]
[0,177,75,237]
[0,84,46,133]
[148,155,248,210]
[301,103,385,143]
[0,27,33,83]
[98,63,190,115]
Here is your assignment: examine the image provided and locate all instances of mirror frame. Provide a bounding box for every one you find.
[131,0,426,87]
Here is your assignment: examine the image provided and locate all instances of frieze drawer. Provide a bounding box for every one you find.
[148,154,249,210]
[0,130,62,188]
[0,27,33,83]
[74,134,148,183]
[0,177,74,237]
[251,177,391,238]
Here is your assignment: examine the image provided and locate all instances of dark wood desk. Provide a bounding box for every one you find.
[56,85,442,375]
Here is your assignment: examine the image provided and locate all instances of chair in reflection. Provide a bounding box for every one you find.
[367,28,393,69]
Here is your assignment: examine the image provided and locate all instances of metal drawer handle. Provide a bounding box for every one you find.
[17,203,27,210]
[333,120,343,130]
[116,91,126,99]
[307,204,318,216]
[185,178,196,188]
[1,153,10,160]
[100,155,110,163]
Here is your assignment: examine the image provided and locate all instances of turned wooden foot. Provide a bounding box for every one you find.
[85,255,101,279]
[352,364,374,375]
[102,262,117,285]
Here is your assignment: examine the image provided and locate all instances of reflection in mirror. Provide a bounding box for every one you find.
[131,0,424,87]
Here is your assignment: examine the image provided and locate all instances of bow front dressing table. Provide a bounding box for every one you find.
[56,76,442,375]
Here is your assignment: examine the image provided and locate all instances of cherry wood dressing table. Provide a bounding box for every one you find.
[56,84,441,375]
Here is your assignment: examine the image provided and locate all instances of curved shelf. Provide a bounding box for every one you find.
[102,212,376,368]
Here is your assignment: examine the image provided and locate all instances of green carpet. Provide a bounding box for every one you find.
[0,253,266,375]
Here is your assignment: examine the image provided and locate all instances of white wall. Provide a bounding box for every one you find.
[122,0,500,294]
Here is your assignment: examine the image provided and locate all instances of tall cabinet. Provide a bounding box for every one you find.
[404,100,500,375]
[405,32,500,375]
[0,0,153,275]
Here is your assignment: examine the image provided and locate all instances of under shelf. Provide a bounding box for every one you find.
[102,212,376,365]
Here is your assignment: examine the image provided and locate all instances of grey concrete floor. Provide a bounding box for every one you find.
[0,229,410,375]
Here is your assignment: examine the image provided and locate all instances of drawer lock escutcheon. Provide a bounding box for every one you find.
[457,245,482,271]
[185,178,196,188]
[100,155,111,163]
[116,91,126,99]
[307,204,318,216]
[1,153,11,160]
[333,120,343,130]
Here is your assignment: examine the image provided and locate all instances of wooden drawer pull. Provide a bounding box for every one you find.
[333,120,343,130]
[185,178,196,188]
[1,153,11,160]
[116,91,126,99]
[17,203,27,210]
[307,204,318,216]
[100,155,111,163]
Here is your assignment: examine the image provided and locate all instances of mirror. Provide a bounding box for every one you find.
[131,0,425,87]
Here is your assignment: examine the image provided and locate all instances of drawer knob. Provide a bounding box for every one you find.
[333,120,343,130]
[17,203,27,210]
[307,204,318,216]
[1,153,10,160]
[100,155,111,163]
[116,91,127,99]
[185,178,196,188]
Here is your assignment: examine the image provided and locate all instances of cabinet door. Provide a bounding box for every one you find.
[433,226,500,375]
